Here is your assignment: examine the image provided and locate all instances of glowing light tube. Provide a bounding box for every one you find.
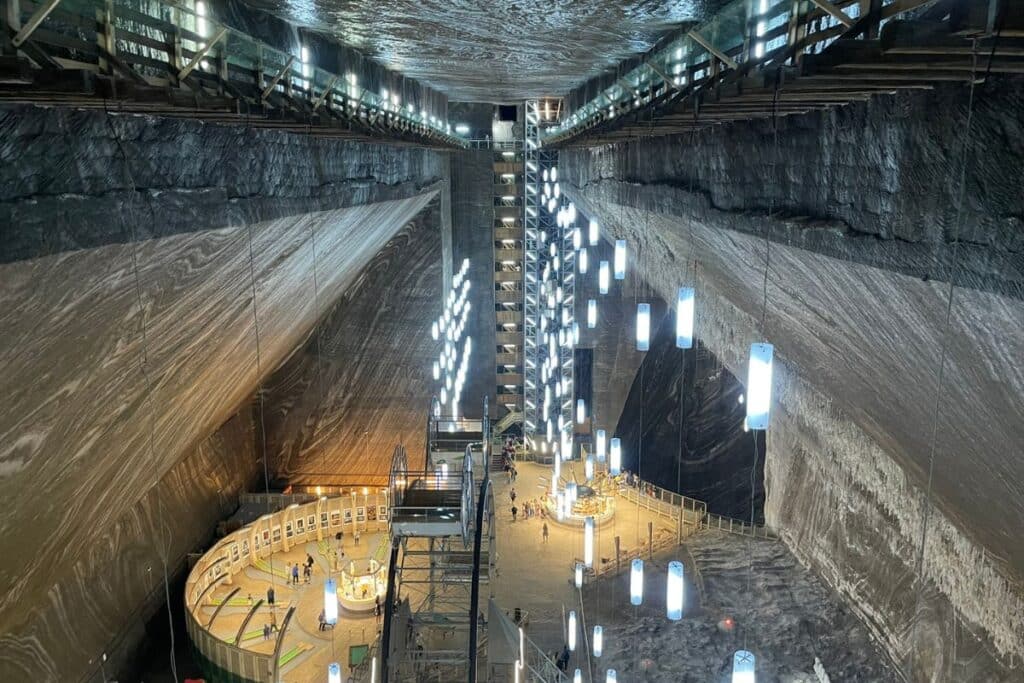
[599,261,610,294]
[636,303,650,351]
[609,437,621,475]
[733,650,756,683]
[573,227,582,250]
[584,516,594,567]
[676,286,694,349]
[745,342,774,430]
[593,625,603,657]
[630,559,644,605]
[596,429,607,461]
[614,240,626,280]
[606,670,617,683]
[667,560,684,620]
[579,248,588,274]
[575,562,584,588]
[568,610,577,651]
[328,662,342,683]
[574,670,582,683]
[324,578,338,624]
[587,299,597,328]
[585,455,594,481]
[576,399,586,424]
[589,219,599,246]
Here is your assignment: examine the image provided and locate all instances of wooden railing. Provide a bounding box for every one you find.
[1,0,466,147]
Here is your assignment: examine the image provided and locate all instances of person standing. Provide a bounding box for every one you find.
[542,522,549,543]
[511,505,518,522]
[291,563,300,585]
[267,586,275,605]
[510,488,517,504]
[374,595,382,625]
[263,623,271,640]
[318,609,326,632]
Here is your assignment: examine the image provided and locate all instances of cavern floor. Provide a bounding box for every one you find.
[490,461,900,682]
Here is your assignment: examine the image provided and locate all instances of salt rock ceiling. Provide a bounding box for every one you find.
[240,0,728,101]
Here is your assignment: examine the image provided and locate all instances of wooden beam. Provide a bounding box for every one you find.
[644,59,684,92]
[12,0,63,47]
[688,30,738,70]
[177,27,227,81]
[260,54,295,101]
[312,73,338,110]
[808,0,856,28]
[616,78,638,98]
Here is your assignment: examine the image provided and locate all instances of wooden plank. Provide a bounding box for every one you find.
[12,0,63,47]
[688,29,739,69]
[808,0,855,28]
[177,26,226,81]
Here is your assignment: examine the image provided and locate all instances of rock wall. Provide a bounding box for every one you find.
[263,201,445,481]
[573,223,761,519]
[561,78,1024,680]
[449,102,500,418]
[0,104,446,679]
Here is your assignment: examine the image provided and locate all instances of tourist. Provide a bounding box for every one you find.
[510,488,516,503]
[263,623,271,640]
[304,564,311,584]
[511,505,518,521]
[318,609,326,631]
[267,586,275,605]
[306,553,314,569]
[291,563,300,585]
[542,522,549,543]
[511,465,517,482]
[374,596,382,624]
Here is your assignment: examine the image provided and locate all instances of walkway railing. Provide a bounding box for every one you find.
[544,0,967,145]
[2,0,465,147]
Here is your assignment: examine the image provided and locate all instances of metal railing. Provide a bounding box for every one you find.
[705,512,779,540]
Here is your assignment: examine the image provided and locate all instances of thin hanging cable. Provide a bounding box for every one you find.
[102,100,179,683]
[244,184,278,603]
[908,41,980,676]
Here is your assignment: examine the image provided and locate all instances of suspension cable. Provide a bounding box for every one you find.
[907,40,979,676]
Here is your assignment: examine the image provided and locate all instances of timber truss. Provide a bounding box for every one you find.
[0,0,464,148]
[545,0,1023,147]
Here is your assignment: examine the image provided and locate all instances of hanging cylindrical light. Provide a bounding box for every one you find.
[575,562,584,588]
[585,455,594,481]
[432,361,440,380]
[606,670,617,683]
[593,625,603,657]
[745,343,774,430]
[609,437,621,475]
[599,261,610,294]
[614,240,626,280]
[589,219,599,246]
[328,662,342,683]
[636,303,650,351]
[584,516,594,567]
[667,560,684,620]
[324,578,338,625]
[676,286,695,349]
[431,321,439,340]
[568,610,578,651]
[587,299,597,328]
[574,670,582,683]
[630,559,644,605]
[579,248,588,274]
[733,650,756,683]
[566,481,577,503]
[573,227,582,250]
[576,399,586,424]
[596,429,606,461]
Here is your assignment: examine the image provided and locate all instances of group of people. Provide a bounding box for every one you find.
[290,554,317,585]
[501,436,523,483]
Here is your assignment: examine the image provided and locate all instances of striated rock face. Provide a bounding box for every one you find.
[0,105,446,679]
[263,202,445,482]
[562,79,1024,680]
